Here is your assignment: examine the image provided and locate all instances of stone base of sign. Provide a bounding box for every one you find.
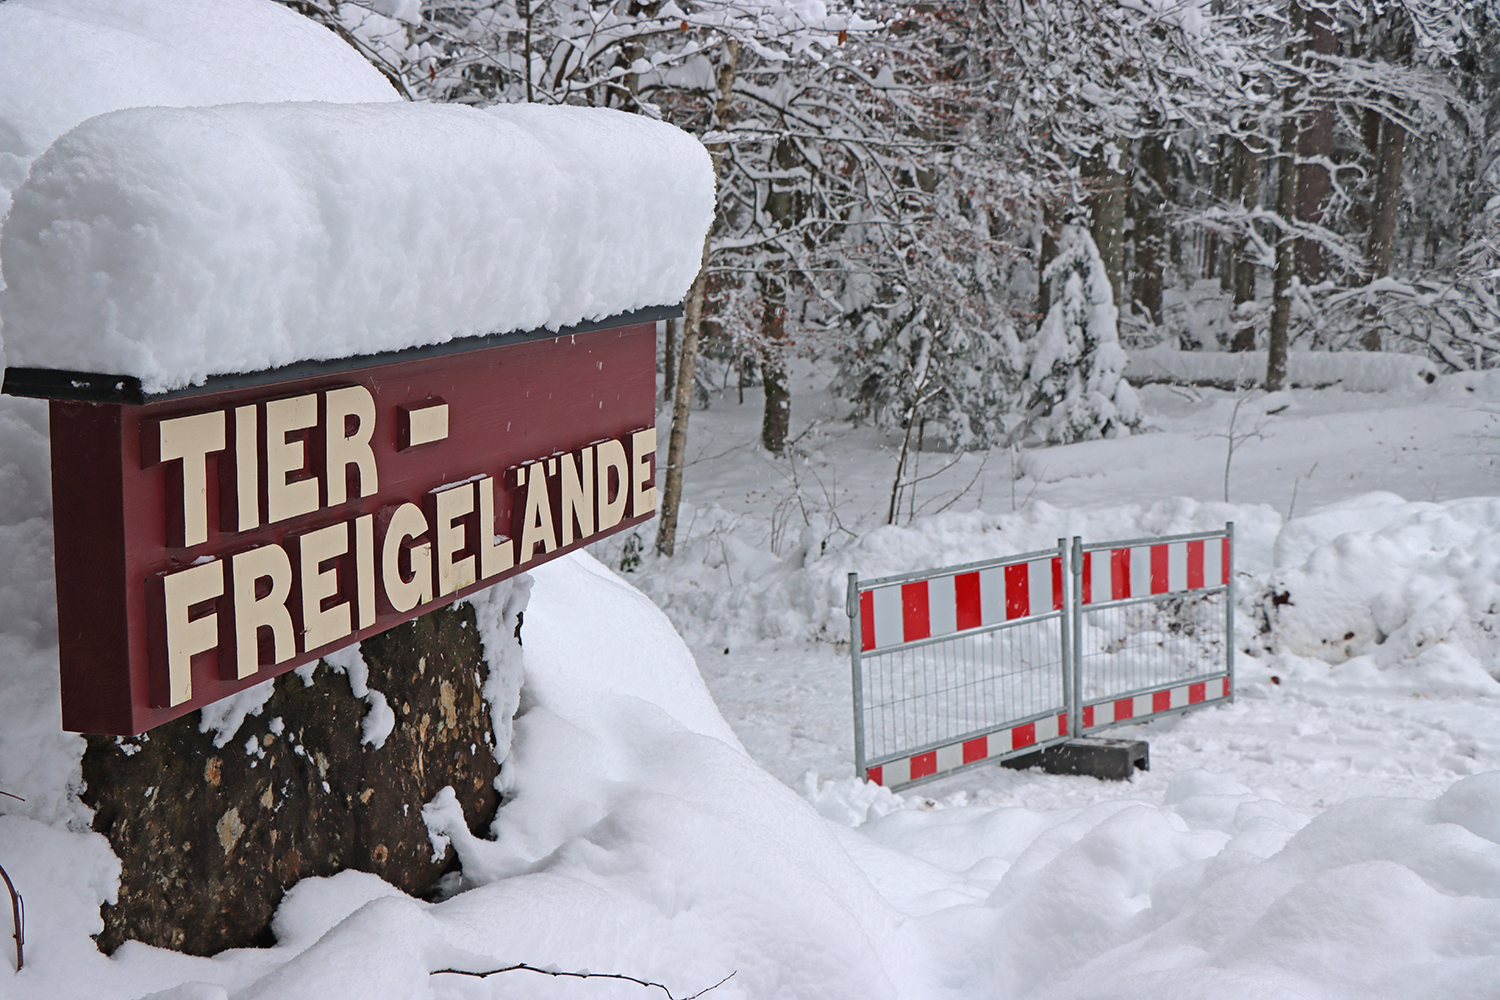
[1001,737,1150,781]
[81,598,513,956]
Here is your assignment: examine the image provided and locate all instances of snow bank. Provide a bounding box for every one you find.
[1126,345,1439,392]
[0,0,398,219]
[1,101,714,390]
[1268,493,1500,689]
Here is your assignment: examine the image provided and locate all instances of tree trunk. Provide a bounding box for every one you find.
[1362,25,1412,350]
[1229,138,1263,352]
[758,272,789,455]
[1295,2,1337,284]
[1267,1,1306,391]
[661,316,679,403]
[654,39,738,558]
[655,240,709,558]
[1085,150,1128,311]
[1135,134,1168,325]
[1037,199,1061,322]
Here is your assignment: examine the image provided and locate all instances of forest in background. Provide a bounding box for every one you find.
[275,0,1500,542]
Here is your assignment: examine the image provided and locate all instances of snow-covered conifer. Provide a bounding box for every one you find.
[1024,224,1140,444]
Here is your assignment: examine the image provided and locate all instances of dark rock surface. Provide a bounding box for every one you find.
[81,601,506,956]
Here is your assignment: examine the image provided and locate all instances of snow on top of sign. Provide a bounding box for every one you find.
[0,0,399,213]
[0,100,714,391]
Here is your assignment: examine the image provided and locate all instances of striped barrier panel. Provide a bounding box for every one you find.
[849,543,1074,790]
[1073,527,1234,736]
[850,525,1236,790]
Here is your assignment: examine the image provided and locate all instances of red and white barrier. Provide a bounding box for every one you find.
[1079,537,1228,605]
[858,556,1062,652]
[866,712,1069,786]
[1080,677,1231,731]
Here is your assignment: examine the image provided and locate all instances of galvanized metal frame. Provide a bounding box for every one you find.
[849,540,1073,789]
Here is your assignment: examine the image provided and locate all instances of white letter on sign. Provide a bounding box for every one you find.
[298,522,352,652]
[158,411,226,547]
[631,428,657,517]
[518,463,558,560]
[231,543,294,677]
[476,476,514,578]
[434,482,477,597]
[266,394,319,524]
[324,386,378,506]
[381,502,432,613]
[161,559,224,705]
[595,439,628,531]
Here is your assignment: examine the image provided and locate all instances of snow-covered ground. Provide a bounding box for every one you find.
[4,2,1500,998]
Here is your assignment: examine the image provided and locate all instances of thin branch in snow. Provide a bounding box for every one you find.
[432,963,737,999]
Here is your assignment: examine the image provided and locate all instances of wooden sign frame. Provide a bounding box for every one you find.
[4,309,670,735]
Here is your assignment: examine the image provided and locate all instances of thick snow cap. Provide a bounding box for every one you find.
[1,100,715,392]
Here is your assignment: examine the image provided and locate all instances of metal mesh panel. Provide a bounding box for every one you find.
[858,617,1067,763]
[1076,593,1227,705]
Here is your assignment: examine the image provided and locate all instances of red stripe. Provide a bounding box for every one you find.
[1114,697,1134,720]
[963,736,988,763]
[1150,545,1169,594]
[955,572,982,630]
[1012,722,1036,749]
[1153,689,1172,713]
[1111,548,1131,600]
[1083,705,1094,728]
[1186,540,1204,590]
[867,765,883,785]
[1004,563,1030,619]
[1051,557,1063,610]
[901,581,930,642]
[1059,712,1069,736]
[859,590,875,651]
[1223,677,1231,697]
[910,751,937,780]
[1081,551,1093,604]
[1189,682,1206,704]
[1222,537,1231,584]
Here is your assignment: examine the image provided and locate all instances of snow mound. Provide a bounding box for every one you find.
[1269,494,1500,684]
[1,101,714,390]
[1126,346,1439,392]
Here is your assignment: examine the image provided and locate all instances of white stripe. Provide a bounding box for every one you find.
[1168,542,1188,592]
[1170,685,1189,709]
[1089,552,1112,605]
[1035,713,1059,742]
[871,585,903,649]
[1130,547,1151,599]
[1135,694,1152,719]
[1205,536,1224,587]
[928,575,958,637]
[979,566,1007,626]
[883,757,910,786]
[1028,558,1052,614]
[936,742,964,773]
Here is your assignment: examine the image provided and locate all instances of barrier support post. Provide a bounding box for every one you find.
[1226,522,1236,703]
[1069,536,1084,738]
[847,572,866,779]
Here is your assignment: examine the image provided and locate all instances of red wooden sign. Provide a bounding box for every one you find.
[16,318,659,735]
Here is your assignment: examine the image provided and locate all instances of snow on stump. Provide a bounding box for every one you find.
[81,599,513,956]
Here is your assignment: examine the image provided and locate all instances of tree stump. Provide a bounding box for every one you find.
[81,600,508,955]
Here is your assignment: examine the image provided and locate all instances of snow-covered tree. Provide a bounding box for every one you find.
[1023,225,1141,444]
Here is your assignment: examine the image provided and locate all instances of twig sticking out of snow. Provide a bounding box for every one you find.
[431,964,736,999]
